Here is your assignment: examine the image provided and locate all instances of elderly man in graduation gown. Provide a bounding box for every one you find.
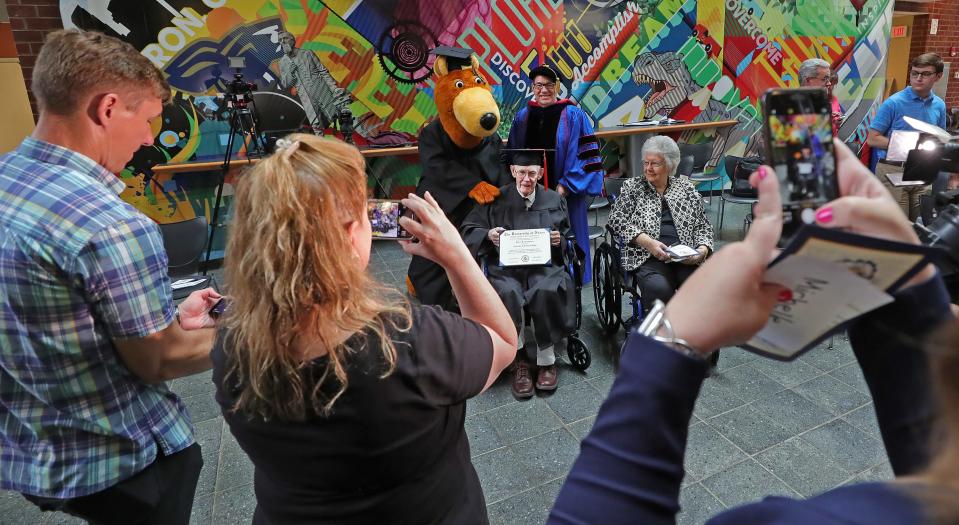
[462,150,576,398]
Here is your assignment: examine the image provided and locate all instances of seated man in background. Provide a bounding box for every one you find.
[0,30,219,524]
[462,150,576,398]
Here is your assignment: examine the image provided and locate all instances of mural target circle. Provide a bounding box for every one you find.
[159,130,180,147]
[378,20,436,84]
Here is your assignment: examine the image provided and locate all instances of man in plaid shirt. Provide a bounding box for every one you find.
[0,30,221,524]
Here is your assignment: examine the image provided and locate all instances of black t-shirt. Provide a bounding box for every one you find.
[659,196,679,246]
[211,305,495,525]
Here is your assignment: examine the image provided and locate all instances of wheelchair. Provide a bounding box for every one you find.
[591,177,722,369]
[481,235,591,371]
[592,177,644,335]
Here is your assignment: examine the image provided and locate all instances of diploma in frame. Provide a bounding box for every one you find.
[499,229,552,266]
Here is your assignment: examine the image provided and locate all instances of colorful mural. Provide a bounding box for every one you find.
[61,0,893,243]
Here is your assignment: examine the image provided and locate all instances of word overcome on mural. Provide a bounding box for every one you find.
[726,0,782,66]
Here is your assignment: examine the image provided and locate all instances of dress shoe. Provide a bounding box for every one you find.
[512,361,534,399]
[536,365,558,391]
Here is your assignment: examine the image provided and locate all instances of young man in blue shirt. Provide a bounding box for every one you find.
[867,52,947,221]
[0,30,220,524]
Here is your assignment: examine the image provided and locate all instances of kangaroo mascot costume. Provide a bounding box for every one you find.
[407,47,510,310]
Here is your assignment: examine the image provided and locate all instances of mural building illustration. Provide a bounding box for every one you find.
[60,0,892,245]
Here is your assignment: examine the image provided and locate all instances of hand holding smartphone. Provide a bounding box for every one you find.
[762,88,839,240]
[209,298,228,317]
[367,199,414,240]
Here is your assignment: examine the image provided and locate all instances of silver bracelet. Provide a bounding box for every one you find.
[637,299,708,360]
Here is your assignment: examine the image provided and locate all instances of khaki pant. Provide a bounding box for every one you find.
[874,161,930,222]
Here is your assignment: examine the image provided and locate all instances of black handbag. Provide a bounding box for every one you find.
[730,156,762,198]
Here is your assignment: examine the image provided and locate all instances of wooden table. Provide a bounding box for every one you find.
[593,119,738,139]
[152,120,737,175]
[151,145,419,175]
[594,119,738,178]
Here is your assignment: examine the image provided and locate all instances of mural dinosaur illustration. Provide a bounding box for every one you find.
[632,50,762,165]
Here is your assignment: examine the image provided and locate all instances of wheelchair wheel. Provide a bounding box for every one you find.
[567,335,590,371]
[592,243,622,335]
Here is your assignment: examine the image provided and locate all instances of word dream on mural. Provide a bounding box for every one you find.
[63,0,891,228]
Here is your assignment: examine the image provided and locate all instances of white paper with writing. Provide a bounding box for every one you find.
[746,255,893,359]
[499,229,551,266]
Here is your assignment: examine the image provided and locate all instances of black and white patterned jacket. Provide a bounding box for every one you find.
[607,175,714,272]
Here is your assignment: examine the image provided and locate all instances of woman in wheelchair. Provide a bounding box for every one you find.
[607,136,714,315]
[461,150,577,399]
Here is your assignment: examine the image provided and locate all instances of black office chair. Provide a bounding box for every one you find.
[718,156,759,236]
[679,141,720,203]
[677,155,695,178]
[159,216,214,300]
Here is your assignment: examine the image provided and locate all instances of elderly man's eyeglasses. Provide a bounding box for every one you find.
[812,74,839,84]
[514,169,541,180]
[533,82,556,92]
[642,160,664,169]
[910,70,937,78]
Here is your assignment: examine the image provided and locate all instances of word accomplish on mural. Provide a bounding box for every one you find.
[62,0,892,236]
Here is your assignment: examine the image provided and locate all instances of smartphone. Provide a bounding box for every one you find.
[762,88,839,239]
[209,298,228,317]
[367,199,413,240]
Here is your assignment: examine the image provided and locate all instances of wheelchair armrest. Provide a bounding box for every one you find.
[604,224,629,251]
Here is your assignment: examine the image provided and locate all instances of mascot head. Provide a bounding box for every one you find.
[432,47,500,149]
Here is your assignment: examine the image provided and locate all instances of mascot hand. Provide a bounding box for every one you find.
[469,182,500,205]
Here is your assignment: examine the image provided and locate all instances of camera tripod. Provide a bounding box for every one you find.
[203,92,267,272]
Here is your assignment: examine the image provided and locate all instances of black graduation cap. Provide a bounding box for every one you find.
[504,148,551,166]
[432,46,474,71]
[528,64,559,82]
[503,148,555,186]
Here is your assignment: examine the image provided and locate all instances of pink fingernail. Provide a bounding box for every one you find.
[778,289,793,302]
[815,207,833,223]
[759,166,768,180]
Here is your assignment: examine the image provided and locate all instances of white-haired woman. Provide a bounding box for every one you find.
[608,135,713,314]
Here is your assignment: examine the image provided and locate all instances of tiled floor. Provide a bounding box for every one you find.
[0,198,891,525]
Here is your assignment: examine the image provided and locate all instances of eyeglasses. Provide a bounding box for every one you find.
[642,160,664,169]
[812,74,839,84]
[533,82,556,92]
[514,170,541,180]
[910,70,937,78]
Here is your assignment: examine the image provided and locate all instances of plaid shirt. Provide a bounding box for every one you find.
[0,138,194,498]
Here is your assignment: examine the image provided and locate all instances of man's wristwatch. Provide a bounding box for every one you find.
[637,299,710,361]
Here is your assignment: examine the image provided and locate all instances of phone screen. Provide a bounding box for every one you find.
[367,199,412,240]
[763,88,838,230]
[209,298,228,317]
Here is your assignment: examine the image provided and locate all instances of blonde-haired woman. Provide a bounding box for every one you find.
[211,134,517,524]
